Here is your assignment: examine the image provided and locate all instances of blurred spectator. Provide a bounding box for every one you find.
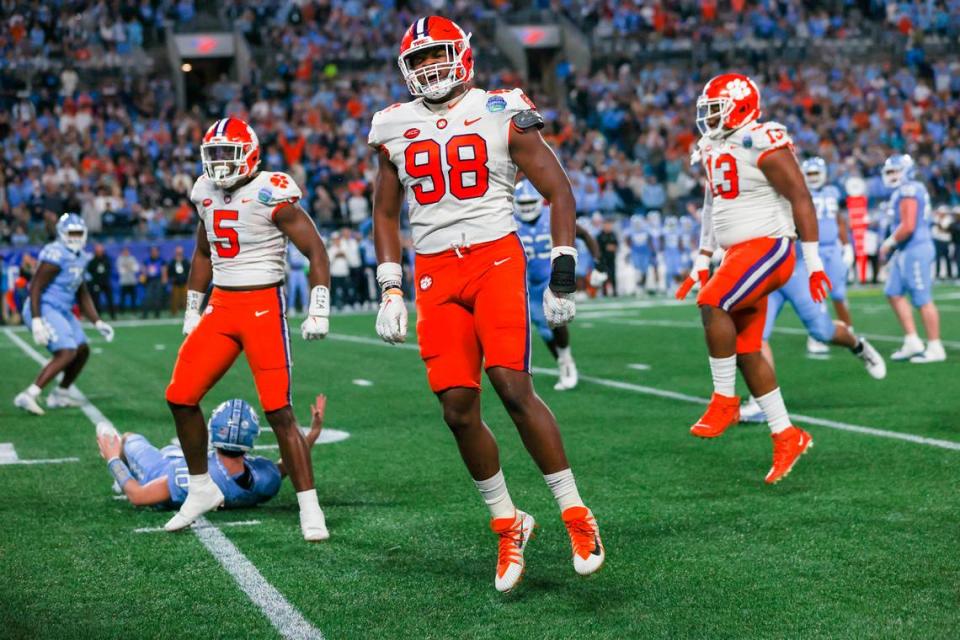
[341,228,365,307]
[167,245,189,315]
[286,242,309,313]
[87,243,116,319]
[597,218,619,296]
[141,246,166,318]
[116,247,140,312]
[328,234,351,310]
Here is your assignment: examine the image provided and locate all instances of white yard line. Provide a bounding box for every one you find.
[133,519,262,534]
[4,328,325,640]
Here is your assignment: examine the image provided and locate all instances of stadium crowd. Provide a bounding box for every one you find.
[3,0,960,318]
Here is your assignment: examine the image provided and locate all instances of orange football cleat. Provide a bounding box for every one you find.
[765,426,813,484]
[561,506,605,576]
[491,510,535,593]
[690,392,741,438]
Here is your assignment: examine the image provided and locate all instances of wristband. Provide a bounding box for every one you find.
[881,236,898,252]
[800,241,823,273]
[107,457,132,487]
[692,253,711,272]
[550,256,577,294]
[307,285,330,318]
[550,245,578,267]
[186,290,204,313]
[376,262,403,292]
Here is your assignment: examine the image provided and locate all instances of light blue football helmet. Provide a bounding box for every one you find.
[802,157,827,190]
[513,179,543,222]
[882,154,915,189]
[56,213,87,254]
[209,399,261,452]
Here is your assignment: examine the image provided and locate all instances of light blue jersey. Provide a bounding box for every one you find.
[889,180,933,250]
[661,227,683,279]
[36,241,89,311]
[516,208,552,285]
[123,435,281,509]
[884,179,935,307]
[630,230,653,272]
[811,185,843,246]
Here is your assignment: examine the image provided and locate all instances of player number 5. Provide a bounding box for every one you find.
[212,209,240,258]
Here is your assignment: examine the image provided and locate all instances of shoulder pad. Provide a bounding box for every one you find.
[258,172,303,205]
[39,243,64,265]
[898,184,918,197]
[511,109,544,131]
[748,121,791,151]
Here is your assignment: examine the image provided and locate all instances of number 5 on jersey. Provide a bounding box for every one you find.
[213,209,240,258]
[405,134,489,205]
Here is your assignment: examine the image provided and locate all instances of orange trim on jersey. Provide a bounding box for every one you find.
[757,143,795,165]
[271,197,298,221]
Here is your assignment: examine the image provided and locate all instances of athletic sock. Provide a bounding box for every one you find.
[756,387,791,434]
[188,473,214,491]
[474,469,516,520]
[556,346,572,363]
[544,468,585,512]
[850,337,864,354]
[905,333,923,347]
[296,488,322,513]
[927,339,943,350]
[708,355,737,397]
[26,384,41,398]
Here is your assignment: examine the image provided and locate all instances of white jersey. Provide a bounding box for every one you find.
[190,171,302,287]
[694,121,797,250]
[368,87,536,254]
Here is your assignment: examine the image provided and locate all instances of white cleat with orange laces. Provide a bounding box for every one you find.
[490,510,536,593]
[562,506,605,576]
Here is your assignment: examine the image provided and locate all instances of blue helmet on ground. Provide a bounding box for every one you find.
[882,154,915,189]
[208,399,261,452]
[802,157,827,190]
[513,179,543,222]
[56,213,87,254]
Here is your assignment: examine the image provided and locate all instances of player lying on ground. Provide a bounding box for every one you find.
[14,213,114,416]
[370,16,604,593]
[513,179,606,390]
[677,73,826,484]
[163,118,332,540]
[802,157,858,355]
[96,396,326,510]
[879,154,946,364]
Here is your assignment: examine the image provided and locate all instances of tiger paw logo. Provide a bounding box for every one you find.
[419,275,433,291]
[724,79,752,100]
[270,174,290,189]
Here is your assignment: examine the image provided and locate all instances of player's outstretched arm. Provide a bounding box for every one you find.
[27,262,58,346]
[183,222,214,335]
[880,198,918,260]
[96,432,170,506]
[371,146,408,343]
[77,282,114,342]
[278,394,326,479]
[760,147,831,302]
[276,204,331,340]
[575,223,608,288]
[677,191,715,301]
[510,120,578,327]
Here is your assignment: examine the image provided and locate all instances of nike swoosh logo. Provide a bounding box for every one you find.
[241,198,253,203]
[464,117,481,126]
[493,257,511,266]
[255,310,269,317]
[591,535,602,556]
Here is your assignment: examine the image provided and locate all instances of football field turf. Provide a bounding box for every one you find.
[1,286,957,639]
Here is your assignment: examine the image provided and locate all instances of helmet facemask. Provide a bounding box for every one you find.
[201,140,256,189]
[804,168,826,190]
[57,215,87,254]
[399,36,472,101]
[515,197,542,222]
[696,96,733,138]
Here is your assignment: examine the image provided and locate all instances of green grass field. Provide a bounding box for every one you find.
[1,286,957,639]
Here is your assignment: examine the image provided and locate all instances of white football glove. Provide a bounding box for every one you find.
[95,320,115,343]
[183,290,204,336]
[376,288,408,344]
[588,269,608,289]
[31,317,51,346]
[543,287,576,328]
[301,285,330,340]
[842,243,855,268]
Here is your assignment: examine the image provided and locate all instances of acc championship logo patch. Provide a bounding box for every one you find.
[419,274,433,291]
[742,135,753,149]
[486,96,506,112]
[257,188,273,204]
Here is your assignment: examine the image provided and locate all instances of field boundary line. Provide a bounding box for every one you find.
[3,328,325,640]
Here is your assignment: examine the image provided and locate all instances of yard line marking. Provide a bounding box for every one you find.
[627,363,651,371]
[193,516,324,640]
[530,366,960,452]
[352,379,373,386]
[0,442,80,466]
[3,328,325,640]
[133,519,262,534]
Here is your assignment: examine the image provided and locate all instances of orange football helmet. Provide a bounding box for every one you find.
[398,16,473,101]
[201,117,261,189]
[696,74,761,138]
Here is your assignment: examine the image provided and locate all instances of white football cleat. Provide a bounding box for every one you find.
[554,357,579,391]
[14,392,44,416]
[164,478,225,532]
[891,336,925,361]
[491,510,535,593]
[46,387,85,408]
[855,338,887,379]
[910,341,947,364]
[739,396,766,423]
[806,337,830,355]
[300,508,330,542]
[562,506,605,576]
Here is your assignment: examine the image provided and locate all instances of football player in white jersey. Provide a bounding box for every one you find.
[369,16,604,593]
[676,74,831,484]
[163,118,333,541]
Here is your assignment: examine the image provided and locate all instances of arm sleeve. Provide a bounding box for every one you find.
[699,190,717,252]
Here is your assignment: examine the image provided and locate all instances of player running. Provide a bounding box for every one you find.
[676,73,828,484]
[880,155,946,363]
[13,213,114,415]
[96,396,326,510]
[802,157,857,354]
[513,179,605,390]
[163,118,332,541]
[370,16,605,592]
